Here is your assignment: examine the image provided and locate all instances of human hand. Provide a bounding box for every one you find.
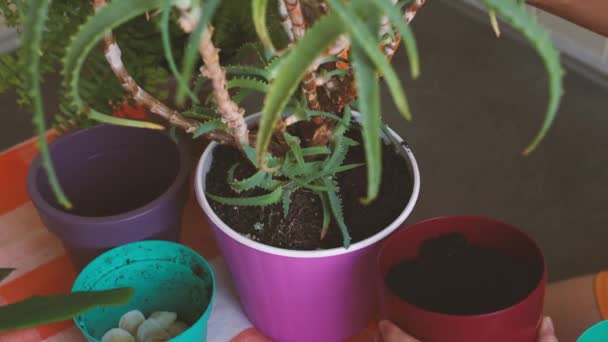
[378,317,558,342]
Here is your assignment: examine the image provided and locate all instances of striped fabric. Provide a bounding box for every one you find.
[0,136,378,341]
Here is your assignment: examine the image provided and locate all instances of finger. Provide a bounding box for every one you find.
[538,317,558,342]
[378,320,420,342]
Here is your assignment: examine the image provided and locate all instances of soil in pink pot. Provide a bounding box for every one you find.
[386,232,542,315]
[205,126,414,249]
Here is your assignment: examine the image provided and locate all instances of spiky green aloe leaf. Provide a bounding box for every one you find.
[226,77,269,93]
[231,170,267,192]
[0,288,134,331]
[177,0,220,105]
[226,163,239,184]
[326,0,412,121]
[323,178,351,248]
[225,65,270,80]
[282,131,305,167]
[480,0,564,155]
[305,110,344,123]
[370,0,420,77]
[281,183,300,218]
[193,119,227,138]
[206,187,283,206]
[332,105,352,139]
[323,136,349,174]
[252,0,277,53]
[232,89,255,104]
[0,268,15,283]
[319,193,331,239]
[24,0,72,208]
[283,161,323,178]
[62,0,165,131]
[298,162,363,186]
[161,0,197,104]
[351,43,382,204]
[257,12,344,163]
[301,146,331,156]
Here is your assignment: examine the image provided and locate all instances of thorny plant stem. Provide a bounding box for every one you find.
[177,4,250,145]
[92,0,208,136]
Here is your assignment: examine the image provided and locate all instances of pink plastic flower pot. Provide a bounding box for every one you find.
[195,113,420,342]
[378,216,547,342]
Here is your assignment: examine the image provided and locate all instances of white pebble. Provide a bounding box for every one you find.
[148,311,177,329]
[118,310,145,337]
[167,321,188,338]
[101,328,134,342]
[136,319,171,342]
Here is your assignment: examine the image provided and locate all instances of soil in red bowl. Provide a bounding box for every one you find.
[386,232,542,315]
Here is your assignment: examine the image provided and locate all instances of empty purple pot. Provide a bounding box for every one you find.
[195,113,421,342]
[27,124,190,270]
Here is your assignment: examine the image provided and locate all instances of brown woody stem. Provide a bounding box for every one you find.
[93,0,201,134]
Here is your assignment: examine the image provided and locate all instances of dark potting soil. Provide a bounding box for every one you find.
[205,127,413,250]
[386,233,542,315]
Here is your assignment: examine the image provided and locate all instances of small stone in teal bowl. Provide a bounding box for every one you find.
[72,240,215,341]
[578,321,608,342]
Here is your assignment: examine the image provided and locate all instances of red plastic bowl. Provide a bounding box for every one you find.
[377,216,547,342]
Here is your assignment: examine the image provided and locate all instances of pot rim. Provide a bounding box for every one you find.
[377,215,548,320]
[71,240,216,342]
[195,112,421,259]
[26,124,191,224]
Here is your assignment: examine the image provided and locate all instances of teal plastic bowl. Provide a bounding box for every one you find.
[72,240,215,341]
[578,321,608,342]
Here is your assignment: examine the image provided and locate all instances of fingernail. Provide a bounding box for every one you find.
[544,317,555,333]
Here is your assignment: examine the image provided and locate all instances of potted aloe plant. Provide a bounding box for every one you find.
[2,0,564,340]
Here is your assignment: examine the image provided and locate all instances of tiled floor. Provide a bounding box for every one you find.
[2,1,608,280]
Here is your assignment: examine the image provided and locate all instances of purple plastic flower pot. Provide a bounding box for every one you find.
[195,113,421,342]
[27,124,190,270]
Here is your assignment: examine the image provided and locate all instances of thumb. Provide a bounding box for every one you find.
[538,317,558,342]
[378,320,421,342]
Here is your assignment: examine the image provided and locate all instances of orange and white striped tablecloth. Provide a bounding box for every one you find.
[0,137,377,342]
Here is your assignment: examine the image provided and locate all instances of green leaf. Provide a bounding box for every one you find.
[282,131,305,167]
[257,12,345,162]
[225,65,269,80]
[227,77,269,93]
[242,145,259,167]
[62,0,166,132]
[370,0,420,78]
[232,89,255,104]
[226,163,239,184]
[323,178,351,248]
[319,193,331,239]
[23,0,71,209]
[480,0,564,155]
[89,112,164,130]
[323,136,349,174]
[0,288,134,332]
[161,0,197,104]
[252,0,277,53]
[193,119,227,138]
[0,268,15,283]
[351,43,382,204]
[301,146,331,157]
[177,0,220,105]
[305,110,344,123]
[327,0,412,121]
[206,187,283,206]
[231,170,267,192]
[281,184,300,218]
[293,179,331,192]
[332,105,352,139]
